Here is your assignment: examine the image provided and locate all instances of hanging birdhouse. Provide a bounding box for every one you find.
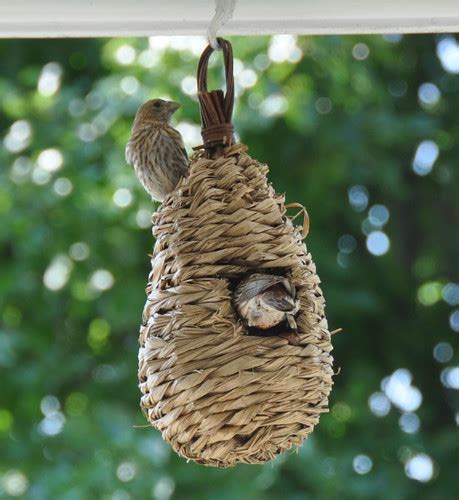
[137,39,334,467]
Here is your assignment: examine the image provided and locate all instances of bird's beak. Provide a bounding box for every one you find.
[166,101,181,114]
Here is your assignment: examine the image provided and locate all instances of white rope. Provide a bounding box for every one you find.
[207,0,237,50]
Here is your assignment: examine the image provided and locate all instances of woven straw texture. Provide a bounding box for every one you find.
[138,143,334,467]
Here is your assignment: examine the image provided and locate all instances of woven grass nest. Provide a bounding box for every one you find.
[137,142,334,467]
[137,39,333,467]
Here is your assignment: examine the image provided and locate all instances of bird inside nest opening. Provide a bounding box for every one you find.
[231,271,301,346]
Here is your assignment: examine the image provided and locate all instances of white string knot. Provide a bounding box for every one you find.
[207,0,237,50]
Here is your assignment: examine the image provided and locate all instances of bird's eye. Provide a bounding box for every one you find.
[153,102,161,109]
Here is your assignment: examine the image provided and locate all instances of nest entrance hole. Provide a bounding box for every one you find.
[225,267,299,341]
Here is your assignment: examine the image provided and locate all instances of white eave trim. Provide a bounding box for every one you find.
[1,0,459,38]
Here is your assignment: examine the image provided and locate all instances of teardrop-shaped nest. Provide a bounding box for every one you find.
[138,143,334,467]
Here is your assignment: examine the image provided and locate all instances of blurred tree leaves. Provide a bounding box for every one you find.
[0,34,458,499]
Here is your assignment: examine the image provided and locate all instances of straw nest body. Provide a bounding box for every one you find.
[138,143,334,467]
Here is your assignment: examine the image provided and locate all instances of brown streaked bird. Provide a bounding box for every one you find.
[234,273,300,331]
[125,98,189,202]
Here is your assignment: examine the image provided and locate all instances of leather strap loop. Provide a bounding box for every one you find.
[196,38,235,157]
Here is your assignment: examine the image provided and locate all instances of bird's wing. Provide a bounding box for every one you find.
[125,125,152,165]
[235,274,287,302]
[261,291,297,312]
[162,125,189,171]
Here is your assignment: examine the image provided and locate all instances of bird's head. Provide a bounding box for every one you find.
[134,99,180,126]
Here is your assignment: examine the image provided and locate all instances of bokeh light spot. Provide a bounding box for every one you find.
[38,62,63,96]
[238,69,258,88]
[40,395,60,416]
[368,204,390,227]
[90,269,115,291]
[115,45,136,65]
[254,54,270,71]
[332,402,353,422]
[37,148,63,172]
[268,35,301,63]
[110,490,130,500]
[78,123,98,142]
[10,157,32,183]
[383,369,422,412]
[120,76,139,95]
[68,98,86,117]
[417,281,443,306]
[4,120,32,153]
[315,97,332,114]
[260,94,288,117]
[138,49,159,68]
[136,208,152,229]
[433,342,453,363]
[176,121,201,147]
[116,462,136,482]
[337,252,350,268]
[405,454,434,482]
[449,310,459,332]
[2,470,29,496]
[383,34,403,43]
[69,242,90,261]
[43,255,73,291]
[441,367,459,389]
[436,36,459,74]
[348,185,368,212]
[352,43,370,60]
[39,395,65,436]
[181,75,197,96]
[399,412,420,434]
[412,140,439,176]
[65,392,89,417]
[442,283,459,306]
[368,392,391,417]
[353,454,373,474]
[338,234,357,254]
[113,188,133,208]
[53,177,73,197]
[88,318,111,351]
[153,477,175,500]
[418,82,441,107]
[366,231,390,256]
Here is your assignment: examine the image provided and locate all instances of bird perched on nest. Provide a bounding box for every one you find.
[125,98,189,202]
[234,273,300,343]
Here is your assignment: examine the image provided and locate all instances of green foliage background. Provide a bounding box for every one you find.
[0,34,458,499]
